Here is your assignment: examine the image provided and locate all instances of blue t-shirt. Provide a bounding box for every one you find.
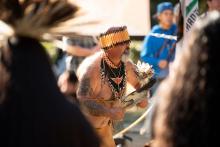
[140,24,177,79]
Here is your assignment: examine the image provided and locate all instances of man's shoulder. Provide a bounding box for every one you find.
[80,52,101,67]
[143,25,161,41]
[151,25,162,33]
[77,52,101,80]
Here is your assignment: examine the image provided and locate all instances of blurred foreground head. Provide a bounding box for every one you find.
[0,0,99,146]
[152,11,220,147]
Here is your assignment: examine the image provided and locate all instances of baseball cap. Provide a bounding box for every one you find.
[157,2,173,15]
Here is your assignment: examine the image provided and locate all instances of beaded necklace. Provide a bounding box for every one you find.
[100,54,126,100]
[102,53,121,69]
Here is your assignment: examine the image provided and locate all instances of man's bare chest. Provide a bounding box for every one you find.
[95,78,116,101]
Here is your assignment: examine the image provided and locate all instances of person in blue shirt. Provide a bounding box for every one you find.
[140,2,177,90]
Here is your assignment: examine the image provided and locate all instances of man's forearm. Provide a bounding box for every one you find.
[81,99,111,117]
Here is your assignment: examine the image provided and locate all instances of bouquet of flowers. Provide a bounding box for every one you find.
[135,61,154,86]
[121,61,155,109]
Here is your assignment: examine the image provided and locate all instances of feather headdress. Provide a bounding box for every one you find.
[0,0,79,101]
[0,0,79,40]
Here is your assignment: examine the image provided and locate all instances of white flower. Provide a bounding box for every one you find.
[137,60,153,74]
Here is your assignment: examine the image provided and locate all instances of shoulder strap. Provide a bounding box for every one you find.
[167,42,176,61]
[155,26,177,59]
[167,27,178,61]
[155,38,168,58]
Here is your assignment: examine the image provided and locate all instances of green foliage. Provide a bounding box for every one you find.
[129,48,140,64]
[41,42,57,63]
[199,0,207,14]
[129,41,142,64]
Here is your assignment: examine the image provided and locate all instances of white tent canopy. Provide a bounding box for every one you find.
[66,0,151,36]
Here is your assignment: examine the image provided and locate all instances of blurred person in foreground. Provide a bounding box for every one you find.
[77,26,150,147]
[0,0,99,146]
[152,11,220,147]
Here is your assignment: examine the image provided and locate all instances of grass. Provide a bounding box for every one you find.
[41,41,57,63]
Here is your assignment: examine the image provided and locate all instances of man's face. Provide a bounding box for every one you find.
[158,9,174,29]
[106,43,130,60]
[208,0,220,11]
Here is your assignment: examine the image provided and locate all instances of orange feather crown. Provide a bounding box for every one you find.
[99,26,131,50]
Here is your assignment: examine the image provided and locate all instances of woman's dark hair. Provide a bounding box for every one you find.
[0,36,100,146]
[153,11,220,147]
[0,1,99,146]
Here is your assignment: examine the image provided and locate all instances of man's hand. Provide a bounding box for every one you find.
[136,99,148,108]
[158,60,168,69]
[108,107,125,120]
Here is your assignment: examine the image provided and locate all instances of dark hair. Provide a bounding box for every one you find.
[153,11,220,147]
[0,36,100,146]
[0,1,99,146]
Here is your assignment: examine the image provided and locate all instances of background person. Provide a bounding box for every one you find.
[63,35,100,72]
[140,2,177,93]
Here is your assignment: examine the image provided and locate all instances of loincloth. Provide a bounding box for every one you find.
[95,121,116,147]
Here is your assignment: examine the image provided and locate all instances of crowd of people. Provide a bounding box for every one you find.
[0,0,220,147]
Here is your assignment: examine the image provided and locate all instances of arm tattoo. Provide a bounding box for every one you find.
[82,100,109,117]
[78,77,93,97]
[78,76,109,117]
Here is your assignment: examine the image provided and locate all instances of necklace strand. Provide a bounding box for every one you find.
[102,53,121,69]
[100,57,126,99]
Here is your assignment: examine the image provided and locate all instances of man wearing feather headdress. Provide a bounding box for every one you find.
[0,0,100,146]
[77,26,155,147]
